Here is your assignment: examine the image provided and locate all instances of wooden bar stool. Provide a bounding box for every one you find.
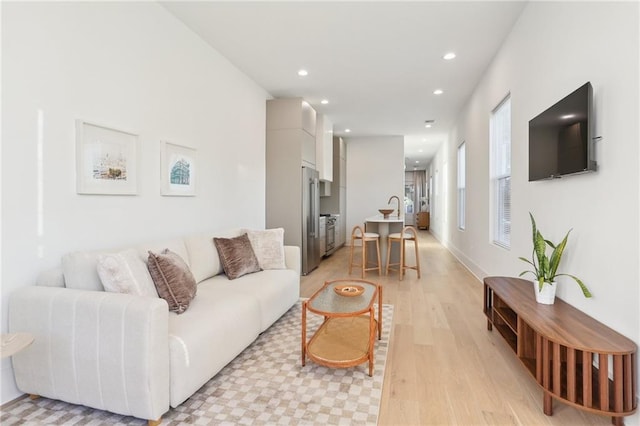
[349,225,382,278]
[386,226,421,280]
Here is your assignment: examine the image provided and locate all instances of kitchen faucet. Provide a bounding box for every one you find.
[388,195,401,217]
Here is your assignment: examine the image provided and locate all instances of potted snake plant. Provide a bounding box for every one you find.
[519,213,592,304]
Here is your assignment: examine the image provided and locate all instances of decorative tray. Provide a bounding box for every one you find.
[334,284,365,297]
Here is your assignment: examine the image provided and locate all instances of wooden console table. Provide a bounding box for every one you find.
[484,276,637,425]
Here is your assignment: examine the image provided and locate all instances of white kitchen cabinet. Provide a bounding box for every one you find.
[301,130,316,168]
[267,98,316,168]
[338,191,346,246]
[320,136,347,248]
[315,114,333,182]
[267,98,316,134]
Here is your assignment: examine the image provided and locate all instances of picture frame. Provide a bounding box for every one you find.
[76,120,139,195]
[160,141,196,196]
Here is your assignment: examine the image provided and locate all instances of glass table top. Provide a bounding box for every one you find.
[308,279,378,315]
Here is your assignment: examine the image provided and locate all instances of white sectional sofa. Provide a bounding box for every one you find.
[8,228,300,425]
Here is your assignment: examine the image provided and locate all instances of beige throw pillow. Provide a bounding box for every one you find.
[245,228,286,270]
[147,249,197,314]
[96,249,158,297]
[213,234,261,280]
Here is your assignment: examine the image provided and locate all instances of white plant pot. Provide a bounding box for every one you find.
[532,280,556,305]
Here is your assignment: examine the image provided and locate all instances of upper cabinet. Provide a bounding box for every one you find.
[266,97,316,134]
[316,114,333,182]
[267,98,316,168]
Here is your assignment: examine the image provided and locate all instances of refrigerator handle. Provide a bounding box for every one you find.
[309,177,317,237]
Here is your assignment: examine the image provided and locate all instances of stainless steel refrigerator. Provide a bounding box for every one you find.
[301,167,321,274]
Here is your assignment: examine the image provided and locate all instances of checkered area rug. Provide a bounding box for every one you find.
[1,301,393,425]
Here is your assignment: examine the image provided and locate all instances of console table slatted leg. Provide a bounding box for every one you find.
[614,355,624,415]
[567,348,576,403]
[624,354,633,411]
[553,343,561,396]
[542,337,552,415]
[583,351,593,408]
[536,334,543,384]
[599,353,610,411]
[630,353,637,410]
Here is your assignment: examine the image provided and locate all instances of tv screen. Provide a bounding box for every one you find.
[528,82,596,181]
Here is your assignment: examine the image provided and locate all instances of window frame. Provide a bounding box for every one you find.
[457,142,466,230]
[490,95,512,249]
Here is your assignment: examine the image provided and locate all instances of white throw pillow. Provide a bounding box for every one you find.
[97,249,158,297]
[245,228,286,270]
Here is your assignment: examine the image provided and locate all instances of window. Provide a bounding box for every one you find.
[457,142,466,230]
[490,96,511,248]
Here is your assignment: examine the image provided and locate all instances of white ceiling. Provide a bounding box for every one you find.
[161,1,526,171]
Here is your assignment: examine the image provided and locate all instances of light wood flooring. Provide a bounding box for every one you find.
[301,230,614,426]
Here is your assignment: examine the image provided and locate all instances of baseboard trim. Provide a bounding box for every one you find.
[429,230,487,283]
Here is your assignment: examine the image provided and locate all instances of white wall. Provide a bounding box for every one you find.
[435,3,639,422]
[1,2,269,404]
[427,139,453,245]
[346,136,404,242]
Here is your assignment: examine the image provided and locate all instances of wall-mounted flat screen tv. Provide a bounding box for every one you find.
[528,82,597,181]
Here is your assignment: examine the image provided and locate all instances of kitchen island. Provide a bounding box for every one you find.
[365,215,404,271]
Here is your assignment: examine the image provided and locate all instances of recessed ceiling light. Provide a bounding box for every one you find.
[415,160,420,164]
[345,128,351,133]
[433,89,444,95]
[298,69,308,77]
[321,99,329,105]
[425,124,432,128]
[443,52,456,60]
[561,114,575,119]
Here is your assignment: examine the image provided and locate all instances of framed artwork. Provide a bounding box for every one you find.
[161,141,196,196]
[76,120,138,195]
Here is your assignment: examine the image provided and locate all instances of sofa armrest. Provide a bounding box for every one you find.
[9,287,170,422]
[284,245,301,276]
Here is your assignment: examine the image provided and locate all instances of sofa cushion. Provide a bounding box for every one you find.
[62,251,106,291]
[97,249,158,297]
[183,229,242,283]
[198,269,299,332]
[245,228,286,270]
[167,281,261,406]
[213,234,261,280]
[61,238,189,292]
[147,249,196,314]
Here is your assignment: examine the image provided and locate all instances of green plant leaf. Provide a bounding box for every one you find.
[519,270,535,278]
[545,239,556,248]
[519,257,535,266]
[529,212,537,244]
[540,256,550,281]
[557,273,592,298]
[534,230,547,272]
[549,230,571,279]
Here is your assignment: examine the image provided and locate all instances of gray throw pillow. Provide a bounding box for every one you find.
[213,233,261,280]
[147,249,196,314]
